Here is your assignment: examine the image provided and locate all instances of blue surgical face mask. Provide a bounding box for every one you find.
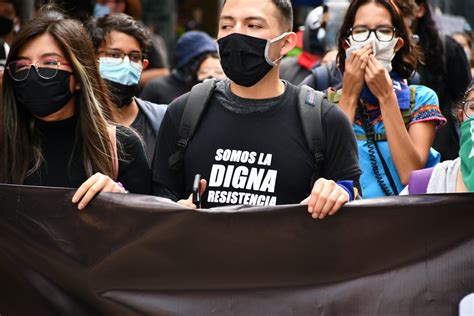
[94,3,111,17]
[98,57,143,86]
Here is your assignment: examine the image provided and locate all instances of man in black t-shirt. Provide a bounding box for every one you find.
[152,0,360,219]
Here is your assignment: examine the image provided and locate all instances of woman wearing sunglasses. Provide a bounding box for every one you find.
[0,9,151,209]
[333,0,446,198]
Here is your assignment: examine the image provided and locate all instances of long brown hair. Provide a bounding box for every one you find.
[336,0,420,79]
[0,12,116,184]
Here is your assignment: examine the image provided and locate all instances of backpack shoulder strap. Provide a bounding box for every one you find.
[408,167,435,194]
[401,86,417,127]
[326,88,343,103]
[297,85,325,183]
[168,79,216,170]
[107,125,119,181]
[311,65,330,92]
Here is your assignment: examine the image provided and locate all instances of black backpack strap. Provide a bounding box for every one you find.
[168,79,216,170]
[297,85,325,184]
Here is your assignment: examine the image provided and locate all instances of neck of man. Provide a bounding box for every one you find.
[113,98,139,127]
[230,67,285,100]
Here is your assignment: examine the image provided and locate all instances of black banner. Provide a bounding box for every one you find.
[1,184,473,315]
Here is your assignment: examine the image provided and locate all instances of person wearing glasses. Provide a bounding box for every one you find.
[402,81,474,194]
[333,0,446,198]
[85,13,166,165]
[195,52,226,83]
[140,31,218,105]
[0,9,151,210]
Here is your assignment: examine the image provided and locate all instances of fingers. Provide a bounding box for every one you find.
[303,179,350,220]
[305,178,325,214]
[311,179,337,219]
[72,173,100,205]
[72,173,123,210]
[300,196,310,205]
[176,178,209,209]
[365,55,377,74]
[347,44,372,62]
[365,55,392,95]
[328,193,349,216]
[366,55,387,75]
[178,194,197,209]
[199,179,207,195]
[75,174,109,210]
[347,45,373,69]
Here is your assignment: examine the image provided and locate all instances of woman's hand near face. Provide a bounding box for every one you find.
[72,173,127,210]
[343,45,373,96]
[339,44,373,123]
[364,55,394,102]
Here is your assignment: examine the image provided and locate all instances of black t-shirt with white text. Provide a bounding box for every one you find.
[152,80,360,207]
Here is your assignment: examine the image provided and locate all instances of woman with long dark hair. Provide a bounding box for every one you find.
[333,0,446,198]
[0,9,151,209]
[411,0,471,161]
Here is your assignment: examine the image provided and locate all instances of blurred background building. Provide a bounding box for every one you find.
[9,0,474,67]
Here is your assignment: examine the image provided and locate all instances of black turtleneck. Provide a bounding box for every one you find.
[24,116,151,194]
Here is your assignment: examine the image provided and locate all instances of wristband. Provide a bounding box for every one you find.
[336,180,354,201]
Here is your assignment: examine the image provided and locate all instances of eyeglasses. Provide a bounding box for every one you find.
[7,58,71,81]
[98,49,144,67]
[462,99,474,119]
[349,26,397,42]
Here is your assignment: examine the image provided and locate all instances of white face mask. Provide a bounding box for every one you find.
[348,32,399,72]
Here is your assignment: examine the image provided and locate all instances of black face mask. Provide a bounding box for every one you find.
[217,33,287,87]
[0,16,14,36]
[12,68,73,117]
[104,79,139,108]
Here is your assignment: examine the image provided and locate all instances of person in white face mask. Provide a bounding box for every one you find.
[330,0,447,198]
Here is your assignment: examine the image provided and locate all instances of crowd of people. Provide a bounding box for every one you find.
[0,0,473,219]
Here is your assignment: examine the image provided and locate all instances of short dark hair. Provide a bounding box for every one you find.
[222,0,293,32]
[85,13,150,55]
[337,0,420,79]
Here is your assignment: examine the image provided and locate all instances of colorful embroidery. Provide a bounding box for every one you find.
[355,103,446,129]
[410,104,447,129]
